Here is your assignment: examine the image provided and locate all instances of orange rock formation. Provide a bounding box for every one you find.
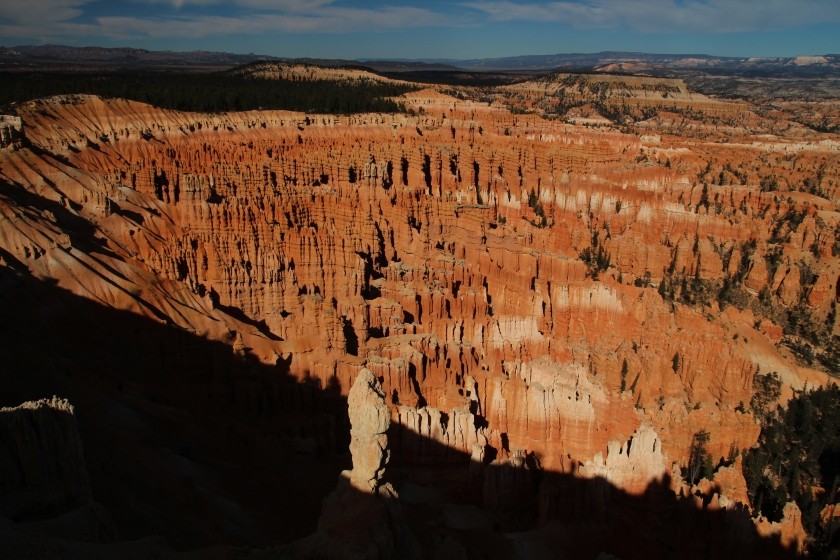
[1,77,837,556]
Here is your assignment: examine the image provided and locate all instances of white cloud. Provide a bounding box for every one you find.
[463,0,840,33]
[0,0,448,42]
[95,5,444,38]
[127,0,334,10]
[0,0,91,24]
[4,0,837,46]
[122,0,381,16]
[236,0,337,11]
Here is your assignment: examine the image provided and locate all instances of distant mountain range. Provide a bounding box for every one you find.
[1,45,838,78]
[0,44,279,68]
[453,51,840,72]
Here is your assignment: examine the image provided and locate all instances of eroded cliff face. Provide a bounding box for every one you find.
[1,85,837,554]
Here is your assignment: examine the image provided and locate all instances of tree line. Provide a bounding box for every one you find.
[744,381,840,556]
[0,70,416,114]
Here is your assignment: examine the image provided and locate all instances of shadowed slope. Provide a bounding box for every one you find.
[0,264,803,559]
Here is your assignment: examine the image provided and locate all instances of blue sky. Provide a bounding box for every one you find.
[1,1,838,59]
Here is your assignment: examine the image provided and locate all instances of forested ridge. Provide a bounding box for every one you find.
[744,381,840,556]
[0,69,416,113]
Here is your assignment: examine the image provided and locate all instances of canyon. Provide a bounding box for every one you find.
[0,65,838,558]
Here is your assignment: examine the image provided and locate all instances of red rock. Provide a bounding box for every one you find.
[1,90,838,553]
[755,501,807,554]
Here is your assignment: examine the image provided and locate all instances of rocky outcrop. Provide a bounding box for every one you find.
[710,455,750,506]
[346,369,391,492]
[291,370,420,560]
[755,501,807,554]
[0,397,119,556]
[0,115,23,149]
[577,423,668,495]
[0,397,91,522]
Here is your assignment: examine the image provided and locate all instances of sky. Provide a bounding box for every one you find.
[0,0,838,60]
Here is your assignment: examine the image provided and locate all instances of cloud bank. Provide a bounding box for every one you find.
[1,0,837,49]
[0,0,447,42]
[463,0,840,34]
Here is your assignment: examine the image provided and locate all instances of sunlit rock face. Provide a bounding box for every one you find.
[1,82,836,553]
[346,369,391,492]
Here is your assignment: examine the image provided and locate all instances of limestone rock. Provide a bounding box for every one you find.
[290,370,420,560]
[755,501,807,554]
[578,423,668,495]
[711,455,750,506]
[4,95,835,480]
[347,368,391,492]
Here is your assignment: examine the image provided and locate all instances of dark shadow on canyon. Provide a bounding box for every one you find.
[0,262,349,549]
[0,260,804,558]
[385,421,803,559]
